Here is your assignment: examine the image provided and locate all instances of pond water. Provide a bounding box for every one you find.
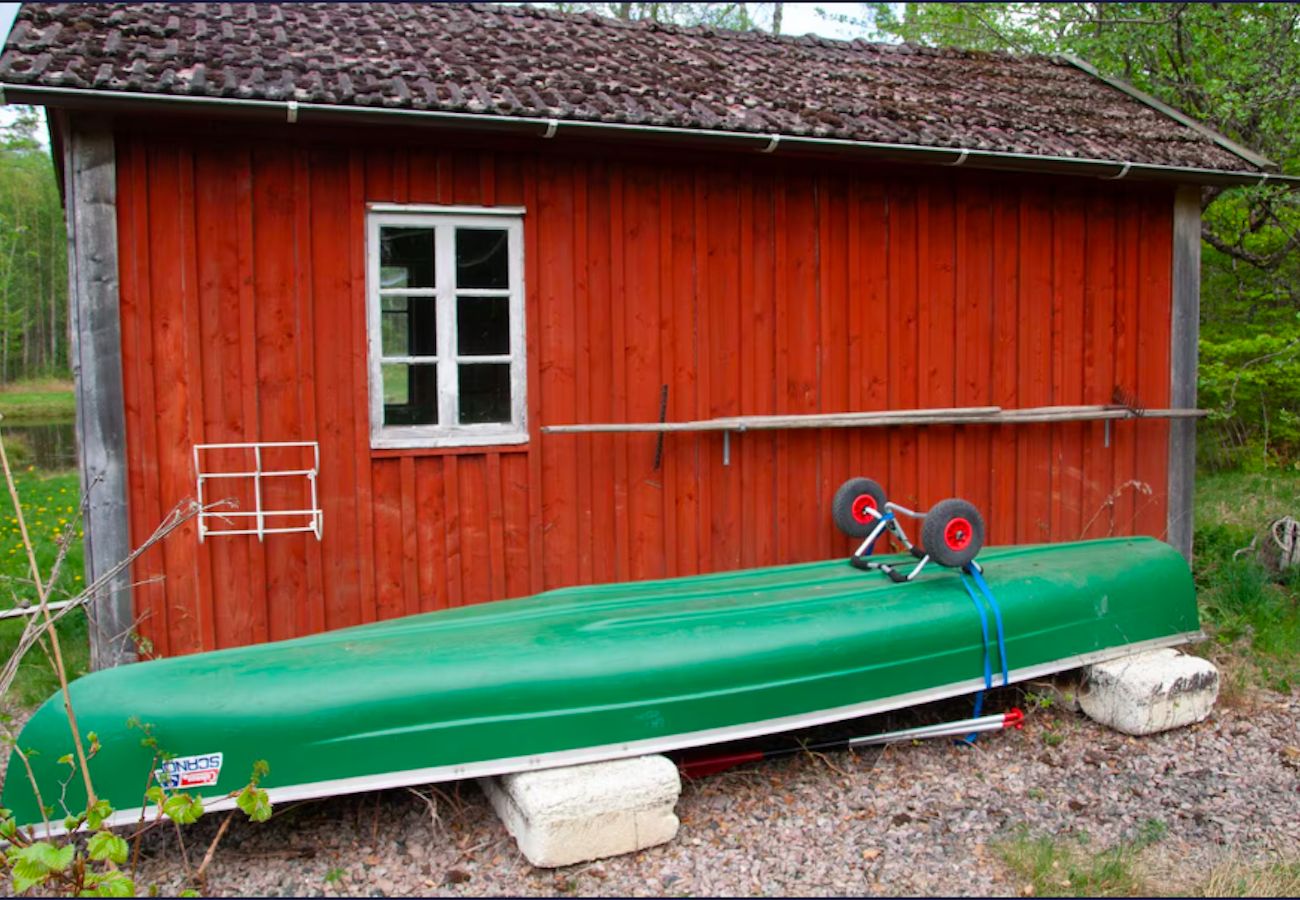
[0,420,78,472]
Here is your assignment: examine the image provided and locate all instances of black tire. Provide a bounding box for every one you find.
[831,477,888,538]
[921,498,985,568]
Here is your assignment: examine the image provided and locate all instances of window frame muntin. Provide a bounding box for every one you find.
[366,207,527,449]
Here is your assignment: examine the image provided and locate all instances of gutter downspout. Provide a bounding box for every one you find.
[4,83,1297,188]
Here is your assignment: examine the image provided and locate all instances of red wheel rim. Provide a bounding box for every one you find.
[851,495,880,524]
[943,517,973,551]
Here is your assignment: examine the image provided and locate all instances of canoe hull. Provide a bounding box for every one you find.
[3,537,1200,832]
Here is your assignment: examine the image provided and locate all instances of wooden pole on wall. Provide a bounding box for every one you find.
[1168,185,1202,563]
[63,115,134,668]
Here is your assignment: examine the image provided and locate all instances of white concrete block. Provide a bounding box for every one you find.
[1079,648,1219,736]
[479,755,681,868]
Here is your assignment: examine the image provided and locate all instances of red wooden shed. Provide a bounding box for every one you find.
[2,3,1290,666]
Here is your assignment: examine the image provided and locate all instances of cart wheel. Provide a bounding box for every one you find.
[921,498,985,568]
[832,477,888,538]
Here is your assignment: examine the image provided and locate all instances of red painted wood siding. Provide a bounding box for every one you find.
[114,129,1174,657]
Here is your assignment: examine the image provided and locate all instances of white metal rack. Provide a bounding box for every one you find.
[194,441,323,542]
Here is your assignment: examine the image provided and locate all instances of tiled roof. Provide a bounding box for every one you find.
[0,2,1259,172]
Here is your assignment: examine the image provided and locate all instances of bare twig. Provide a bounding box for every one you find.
[0,498,201,699]
[0,427,96,805]
[194,810,236,884]
[0,723,50,837]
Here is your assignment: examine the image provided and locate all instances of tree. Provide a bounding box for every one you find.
[0,105,67,382]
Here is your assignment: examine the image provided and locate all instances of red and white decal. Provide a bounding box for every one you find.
[156,752,223,790]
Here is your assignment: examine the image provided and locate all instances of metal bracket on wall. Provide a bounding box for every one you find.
[194,441,323,542]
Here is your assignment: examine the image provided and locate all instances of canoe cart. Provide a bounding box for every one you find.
[832,476,985,581]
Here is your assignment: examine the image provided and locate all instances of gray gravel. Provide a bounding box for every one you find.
[118,686,1299,897]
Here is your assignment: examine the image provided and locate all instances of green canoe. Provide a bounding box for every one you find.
[4,537,1200,834]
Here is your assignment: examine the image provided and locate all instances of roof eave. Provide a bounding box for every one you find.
[6,83,1294,189]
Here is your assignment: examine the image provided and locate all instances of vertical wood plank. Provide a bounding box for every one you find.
[309,145,363,631]
[886,179,921,515]
[292,147,326,636]
[538,161,579,589]
[1137,191,1174,539]
[400,455,420,614]
[1015,186,1054,544]
[1167,185,1201,559]
[988,180,1021,545]
[347,149,379,622]
[485,452,508,599]
[117,136,168,654]
[623,164,666,579]
[1113,194,1143,536]
[585,160,615,586]
[146,143,203,657]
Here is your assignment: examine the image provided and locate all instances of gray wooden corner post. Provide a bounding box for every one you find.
[63,119,134,668]
[1167,185,1201,563]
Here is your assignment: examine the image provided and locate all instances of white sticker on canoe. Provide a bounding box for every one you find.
[155,752,223,790]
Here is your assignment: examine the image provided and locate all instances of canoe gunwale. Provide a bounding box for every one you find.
[20,628,1203,840]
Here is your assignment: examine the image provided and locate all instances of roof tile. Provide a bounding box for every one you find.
[0,1,1256,171]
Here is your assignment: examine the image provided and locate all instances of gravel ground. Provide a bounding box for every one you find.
[108,684,1300,897]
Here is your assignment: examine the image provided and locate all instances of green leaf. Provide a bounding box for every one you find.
[144,786,164,806]
[235,786,272,823]
[0,816,18,839]
[178,891,200,898]
[8,840,77,891]
[18,840,76,873]
[85,799,113,831]
[161,793,203,825]
[63,814,80,833]
[80,869,136,898]
[57,753,73,766]
[10,863,48,894]
[86,831,129,866]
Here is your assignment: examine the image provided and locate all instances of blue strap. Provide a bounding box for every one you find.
[970,566,1009,689]
[958,565,1010,744]
[957,572,993,744]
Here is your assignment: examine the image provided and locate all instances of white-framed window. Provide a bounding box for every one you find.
[366,205,527,449]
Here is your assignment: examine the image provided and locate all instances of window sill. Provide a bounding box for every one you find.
[370,443,531,459]
[370,430,530,458]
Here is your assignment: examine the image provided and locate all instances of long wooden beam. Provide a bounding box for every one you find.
[542,404,1207,435]
[63,116,134,669]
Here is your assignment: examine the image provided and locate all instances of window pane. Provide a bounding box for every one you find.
[381,295,436,357]
[380,227,435,289]
[456,295,510,356]
[456,228,509,289]
[458,363,511,424]
[382,363,438,426]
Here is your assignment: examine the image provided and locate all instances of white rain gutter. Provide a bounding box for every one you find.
[5,83,1298,188]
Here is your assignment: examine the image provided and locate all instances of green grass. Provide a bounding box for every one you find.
[1193,469,1300,693]
[0,379,75,423]
[0,467,89,707]
[996,821,1167,897]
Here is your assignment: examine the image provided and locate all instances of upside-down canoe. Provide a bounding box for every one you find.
[4,537,1200,834]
